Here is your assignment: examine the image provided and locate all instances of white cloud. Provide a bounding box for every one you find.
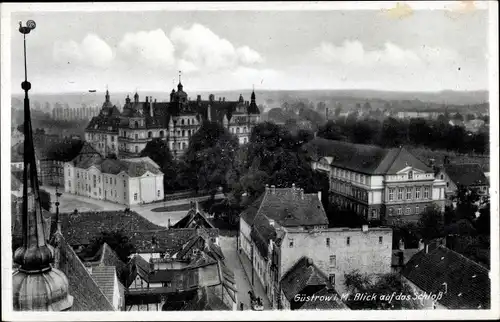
[117,29,176,68]
[236,46,264,64]
[53,34,113,68]
[170,23,263,72]
[314,40,421,67]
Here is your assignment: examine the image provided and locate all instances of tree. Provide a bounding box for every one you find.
[140,139,181,193]
[344,270,422,310]
[454,185,480,222]
[417,205,445,241]
[83,230,136,263]
[182,121,238,194]
[334,105,342,118]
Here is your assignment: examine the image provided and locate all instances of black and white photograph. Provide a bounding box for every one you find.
[1,1,498,320]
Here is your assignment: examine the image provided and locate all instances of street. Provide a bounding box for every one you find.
[219,236,271,310]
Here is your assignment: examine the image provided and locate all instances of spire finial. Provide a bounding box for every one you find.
[179,70,182,84]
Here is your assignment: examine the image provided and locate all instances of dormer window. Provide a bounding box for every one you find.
[408,171,413,180]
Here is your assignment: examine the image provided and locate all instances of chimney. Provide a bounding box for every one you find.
[271,185,276,194]
[300,188,304,199]
[362,224,368,232]
[207,104,212,122]
[150,98,154,117]
[418,239,425,251]
[317,191,322,201]
[167,218,171,229]
[195,201,199,213]
[292,183,296,190]
[146,96,149,103]
[425,244,429,254]
[398,251,404,267]
[223,97,225,102]
[269,219,275,227]
[265,184,269,192]
[399,239,405,251]
[306,258,313,267]
[197,95,201,102]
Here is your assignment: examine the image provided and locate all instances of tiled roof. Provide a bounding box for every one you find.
[401,245,490,309]
[73,155,163,177]
[84,243,127,281]
[172,207,215,229]
[304,138,432,174]
[298,288,349,310]
[91,265,118,306]
[443,163,488,187]
[240,194,265,226]
[130,228,198,255]
[251,213,277,259]
[60,210,166,246]
[257,188,328,227]
[280,257,332,301]
[53,232,115,310]
[124,255,152,287]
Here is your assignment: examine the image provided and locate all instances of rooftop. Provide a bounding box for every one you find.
[401,245,490,309]
[443,163,488,187]
[304,138,432,175]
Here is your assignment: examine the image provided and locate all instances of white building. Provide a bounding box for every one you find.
[64,155,164,206]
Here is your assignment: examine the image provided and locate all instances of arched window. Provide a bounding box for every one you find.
[187,119,190,125]
[134,121,139,128]
[181,119,185,125]
[182,130,185,137]
[148,131,152,138]
[182,142,187,150]
[135,134,138,140]
[236,127,240,134]
[160,131,164,137]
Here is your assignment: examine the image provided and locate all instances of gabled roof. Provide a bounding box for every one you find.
[280,257,332,301]
[84,243,127,281]
[172,206,215,229]
[91,265,118,306]
[52,232,115,311]
[130,228,200,255]
[401,245,490,309]
[124,254,152,287]
[240,194,265,226]
[304,138,432,175]
[443,163,488,187]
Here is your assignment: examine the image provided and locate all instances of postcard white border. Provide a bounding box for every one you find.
[1,1,498,321]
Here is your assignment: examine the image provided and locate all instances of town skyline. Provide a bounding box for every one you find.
[9,5,489,94]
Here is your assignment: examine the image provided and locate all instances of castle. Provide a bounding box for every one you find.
[84,79,260,159]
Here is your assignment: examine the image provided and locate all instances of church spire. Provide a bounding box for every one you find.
[105,85,110,103]
[177,70,183,92]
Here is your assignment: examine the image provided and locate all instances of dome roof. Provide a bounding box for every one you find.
[13,267,74,311]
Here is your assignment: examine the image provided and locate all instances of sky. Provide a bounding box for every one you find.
[9,6,490,94]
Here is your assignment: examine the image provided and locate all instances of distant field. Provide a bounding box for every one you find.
[410,147,490,172]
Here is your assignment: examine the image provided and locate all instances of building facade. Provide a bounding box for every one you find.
[238,186,393,309]
[85,81,260,159]
[64,155,164,206]
[308,138,446,223]
[436,163,489,206]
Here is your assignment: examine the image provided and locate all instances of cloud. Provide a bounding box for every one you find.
[313,40,464,71]
[314,40,421,67]
[117,29,175,68]
[170,23,264,72]
[53,34,113,68]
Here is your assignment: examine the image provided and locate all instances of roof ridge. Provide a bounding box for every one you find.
[438,245,489,274]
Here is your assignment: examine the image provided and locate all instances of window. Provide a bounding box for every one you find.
[415,206,420,213]
[111,136,115,142]
[329,255,336,267]
[361,175,365,184]
[68,169,71,176]
[93,175,96,188]
[379,236,383,244]
[326,238,330,247]
[389,207,394,216]
[440,174,444,180]
[398,187,404,200]
[148,131,152,138]
[424,187,429,199]
[124,180,126,188]
[406,207,411,215]
[346,237,350,246]
[289,238,294,248]
[397,208,402,215]
[105,177,108,184]
[99,188,101,195]
[68,180,71,188]
[406,188,412,200]
[372,209,377,218]
[389,188,395,201]
[158,190,160,197]
[114,178,116,185]
[415,187,421,199]
[77,172,79,179]
[134,193,138,201]
[408,171,413,179]
[98,176,101,183]
[124,192,126,200]
[329,274,335,285]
